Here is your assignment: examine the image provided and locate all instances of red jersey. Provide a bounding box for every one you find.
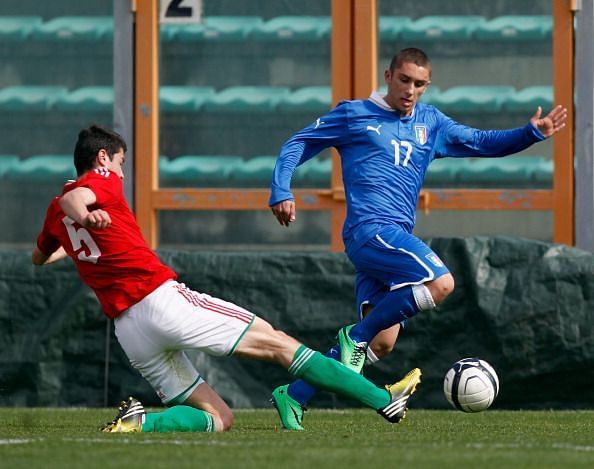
[36,168,176,318]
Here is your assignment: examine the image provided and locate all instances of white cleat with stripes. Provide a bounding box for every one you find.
[377,368,422,423]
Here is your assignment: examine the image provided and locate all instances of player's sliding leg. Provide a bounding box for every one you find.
[234,318,422,430]
[101,382,230,433]
[270,345,421,430]
[278,323,401,420]
[101,398,217,433]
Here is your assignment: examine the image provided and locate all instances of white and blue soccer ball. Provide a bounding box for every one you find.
[443,358,499,412]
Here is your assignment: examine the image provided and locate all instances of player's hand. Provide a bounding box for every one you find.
[530,104,567,138]
[83,209,112,229]
[271,200,296,227]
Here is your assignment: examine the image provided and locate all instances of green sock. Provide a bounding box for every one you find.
[141,405,215,432]
[288,345,391,409]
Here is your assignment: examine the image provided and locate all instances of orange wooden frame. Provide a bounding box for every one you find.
[134,0,574,251]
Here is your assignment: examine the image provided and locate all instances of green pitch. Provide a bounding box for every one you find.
[1,408,593,468]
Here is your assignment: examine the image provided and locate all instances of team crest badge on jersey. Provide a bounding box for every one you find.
[425,252,444,267]
[414,125,428,145]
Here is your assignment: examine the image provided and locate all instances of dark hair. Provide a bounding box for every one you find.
[389,47,431,74]
[73,124,127,176]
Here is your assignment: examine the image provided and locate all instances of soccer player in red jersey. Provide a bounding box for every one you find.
[32,125,422,433]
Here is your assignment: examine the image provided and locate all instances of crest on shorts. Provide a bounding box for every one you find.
[414,125,428,145]
[425,252,444,267]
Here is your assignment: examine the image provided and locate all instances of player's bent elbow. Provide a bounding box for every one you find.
[31,248,48,266]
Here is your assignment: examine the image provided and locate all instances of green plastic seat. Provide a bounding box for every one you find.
[401,16,485,41]
[377,85,440,106]
[162,155,243,187]
[229,156,276,187]
[31,16,113,41]
[379,16,412,41]
[475,16,552,42]
[53,86,113,111]
[0,16,42,40]
[434,86,515,113]
[0,86,68,111]
[0,155,19,178]
[160,86,215,111]
[250,16,331,41]
[532,157,553,187]
[5,155,75,181]
[419,85,440,106]
[277,86,331,113]
[298,157,331,187]
[504,86,553,113]
[453,156,547,188]
[424,158,459,187]
[203,86,290,113]
[175,16,263,42]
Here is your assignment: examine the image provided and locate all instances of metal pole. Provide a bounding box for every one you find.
[574,1,594,250]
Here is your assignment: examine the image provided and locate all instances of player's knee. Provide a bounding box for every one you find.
[412,273,454,312]
[213,409,234,432]
[429,273,455,305]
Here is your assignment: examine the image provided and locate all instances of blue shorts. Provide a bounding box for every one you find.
[346,225,450,321]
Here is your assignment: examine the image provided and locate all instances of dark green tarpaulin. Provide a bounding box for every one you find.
[0,236,592,409]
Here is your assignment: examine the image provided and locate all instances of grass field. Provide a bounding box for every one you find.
[1,408,593,468]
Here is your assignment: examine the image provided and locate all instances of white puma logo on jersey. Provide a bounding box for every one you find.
[315,118,325,129]
[366,124,382,135]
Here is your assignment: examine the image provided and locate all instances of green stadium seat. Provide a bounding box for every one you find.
[175,16,263,41]
[229,156,275,187]
[424,158,458,187]
[160,86,215,111]
[161,155,243,187]
[453,156,551,188]
[426,156,551,188]
[298,157,331,186]
[378,85,440,106]
[434,86,515,113]
[250,16,331,41]
[31,16,113,41]
[0,16,42,40]
[504,86,553,113]
[474,16,552,42]
[0,155,19,177]
[532,158,553,187]
[277,86,331,113]
[203,86,290,113]
[5,155,75,181]
[0,86,68,111]
[379,16,412,41]
[159,23,179,42]
[401,16,485,41]
[53,86,113,111]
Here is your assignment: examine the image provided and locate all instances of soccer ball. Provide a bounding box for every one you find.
[443,358,499,412]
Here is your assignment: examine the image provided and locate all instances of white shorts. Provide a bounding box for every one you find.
[114,280,255,404]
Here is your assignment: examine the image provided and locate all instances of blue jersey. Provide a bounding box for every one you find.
[270,92,545,253]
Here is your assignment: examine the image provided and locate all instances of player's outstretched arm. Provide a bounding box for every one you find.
[59,187,112,229]
[530,104,568,138]
[271,200,296,227]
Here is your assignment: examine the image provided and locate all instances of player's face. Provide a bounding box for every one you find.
[383,61,431,116]
[108,150,126,179]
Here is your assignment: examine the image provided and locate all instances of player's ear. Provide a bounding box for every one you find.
[96,149,110,168]
[384,68,392,84]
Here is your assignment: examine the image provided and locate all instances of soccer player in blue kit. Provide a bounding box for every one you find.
[268,48,567,430]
